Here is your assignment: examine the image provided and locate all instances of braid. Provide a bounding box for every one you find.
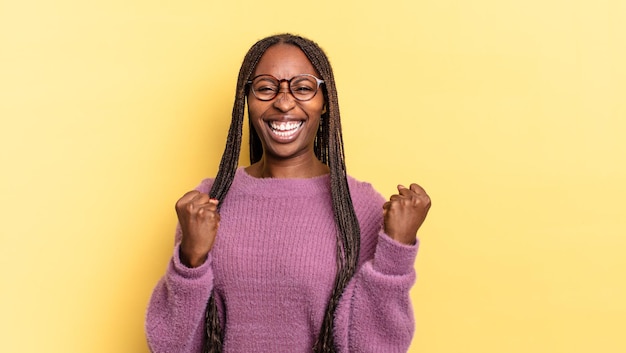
[203,34,361,353]
[202,36,277,353]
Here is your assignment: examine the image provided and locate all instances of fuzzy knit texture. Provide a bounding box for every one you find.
[146,167,419,353]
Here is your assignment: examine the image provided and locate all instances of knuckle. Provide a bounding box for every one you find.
[176,202,188,213]
[185,190,200,198]
[198,193,209,203]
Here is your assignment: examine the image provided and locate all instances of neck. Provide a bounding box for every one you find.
[245,154,329,179]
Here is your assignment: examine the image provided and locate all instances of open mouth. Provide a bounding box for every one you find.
[268,121,304,138]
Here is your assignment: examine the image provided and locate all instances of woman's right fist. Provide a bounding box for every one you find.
[175,190,220,268]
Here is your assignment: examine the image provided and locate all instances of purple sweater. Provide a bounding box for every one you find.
[146,168,419,353]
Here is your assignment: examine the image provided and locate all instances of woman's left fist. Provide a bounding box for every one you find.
[383,183,431,245]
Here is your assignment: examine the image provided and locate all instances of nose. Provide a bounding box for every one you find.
[272,85,296,112]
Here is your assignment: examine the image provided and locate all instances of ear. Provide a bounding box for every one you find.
[322,104,327,114]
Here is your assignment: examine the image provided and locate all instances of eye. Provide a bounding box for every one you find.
[253,81,279,98]
[251,76,279,95]
[291,78,316,96]
[256,85,278,93]
[292,85,314,93]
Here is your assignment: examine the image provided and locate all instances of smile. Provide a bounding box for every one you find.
[268,121,304,138]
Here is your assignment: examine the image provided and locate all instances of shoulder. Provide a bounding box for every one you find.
[346,174,386,228]
[347,175,385,207]
[194,177,215,194]
[346,175,386,262]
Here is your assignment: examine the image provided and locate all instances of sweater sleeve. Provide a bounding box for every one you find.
[334,179,419,353]
[334,233,418,353]
[145,243,214,353]
[145,179,215,353]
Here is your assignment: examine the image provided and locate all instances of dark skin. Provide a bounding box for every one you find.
[177,44,431,268]
[383,184,431,245]
[245,44,328,180]
[176,192,220,268]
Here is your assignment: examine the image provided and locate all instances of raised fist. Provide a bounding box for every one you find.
[383,183,431,245]
[175,191,220,267]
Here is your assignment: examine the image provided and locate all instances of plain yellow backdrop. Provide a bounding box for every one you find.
[1,0,625,352]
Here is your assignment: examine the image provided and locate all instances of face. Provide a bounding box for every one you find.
[247,44,325,163]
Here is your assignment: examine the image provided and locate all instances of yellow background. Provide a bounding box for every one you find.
[1,0,625,352]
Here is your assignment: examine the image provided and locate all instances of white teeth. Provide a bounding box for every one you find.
[269,121,303,137]
[269,121,303,131]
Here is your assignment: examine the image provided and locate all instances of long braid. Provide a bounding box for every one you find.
[203,34,361,353]
[300,40,360,353]
[202,37,278,353]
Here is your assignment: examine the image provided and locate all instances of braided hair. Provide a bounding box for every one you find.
[203,33,361,353]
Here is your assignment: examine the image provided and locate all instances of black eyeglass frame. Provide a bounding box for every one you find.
[247,74,325,102]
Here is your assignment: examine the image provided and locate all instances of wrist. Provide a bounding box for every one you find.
[384,228,417,245]
[392,234,417,245]
[179,246,209,268]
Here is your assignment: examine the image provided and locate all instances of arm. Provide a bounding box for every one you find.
[146,179,219,352]
[334,181,430,352]
[145,241,214,352]
[334,233,418,353]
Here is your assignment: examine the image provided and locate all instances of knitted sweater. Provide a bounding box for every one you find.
[146,167,419,353]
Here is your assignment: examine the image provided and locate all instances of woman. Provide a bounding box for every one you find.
[146,33,431,353]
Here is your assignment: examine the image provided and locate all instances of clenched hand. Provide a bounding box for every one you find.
[175,191,220,268]
[383,183,431,245]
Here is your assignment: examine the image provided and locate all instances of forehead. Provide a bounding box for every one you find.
[253,43,319,79]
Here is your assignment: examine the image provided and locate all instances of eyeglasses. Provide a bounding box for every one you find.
[247,74,324,102]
